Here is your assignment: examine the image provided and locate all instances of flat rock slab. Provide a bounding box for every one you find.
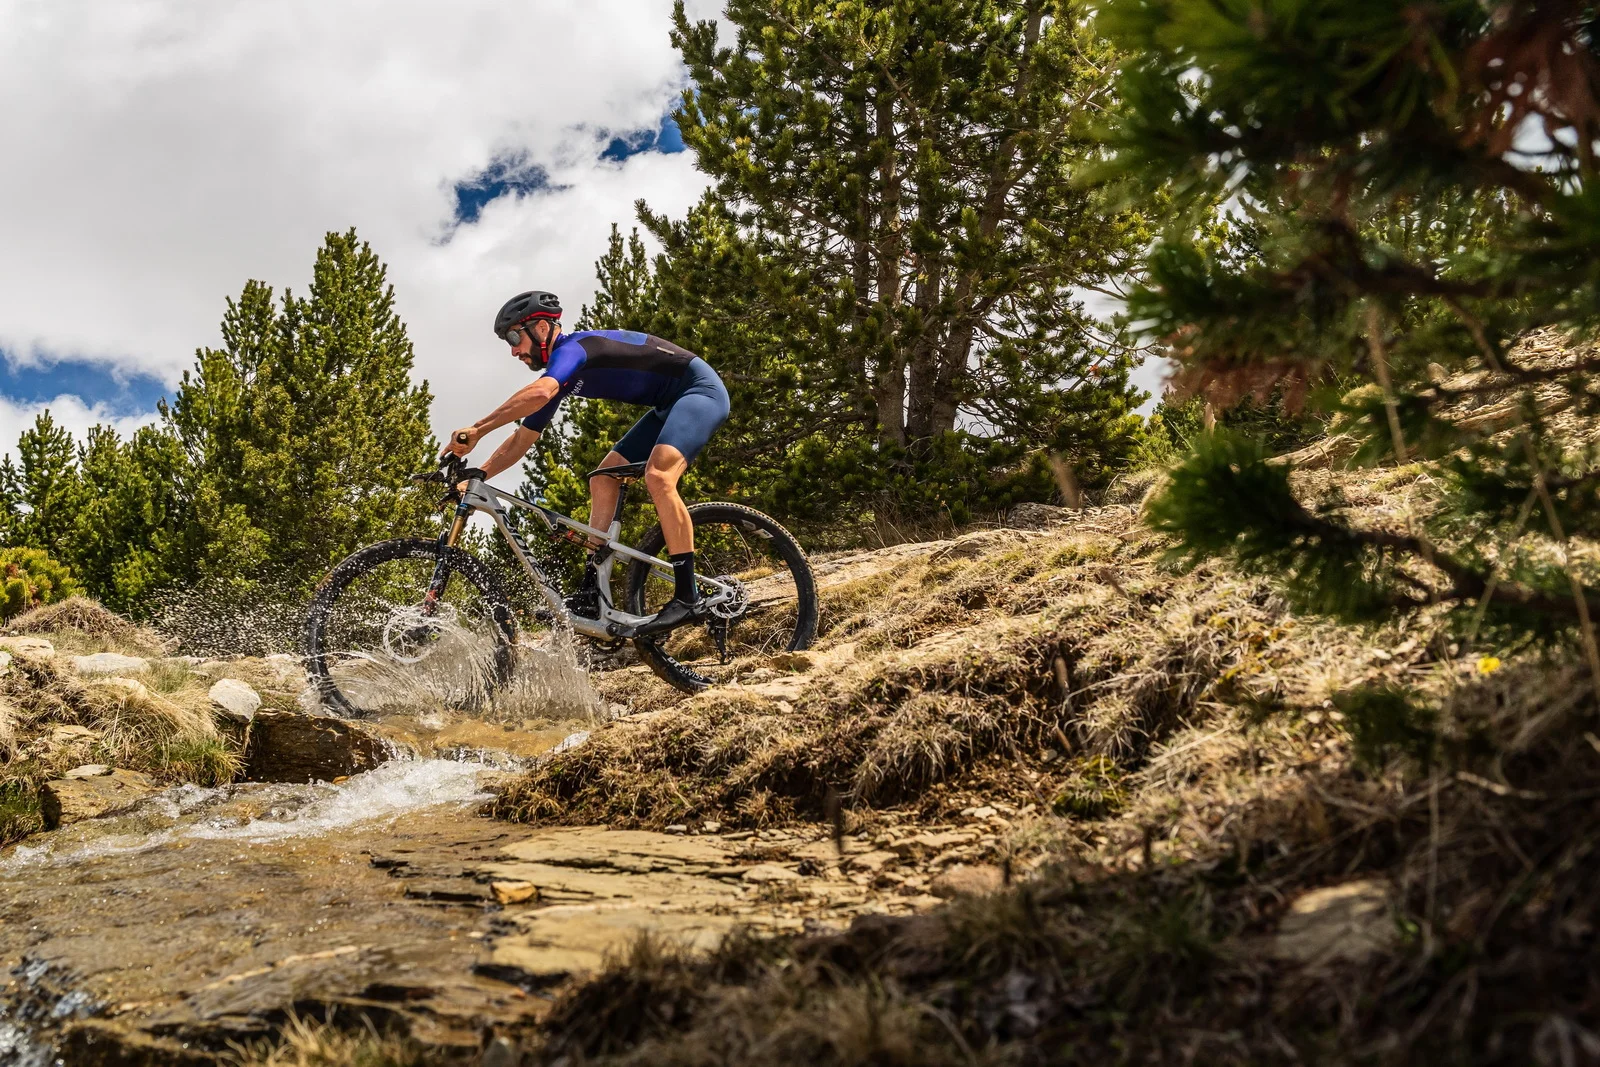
[71,652,151,675]
[244,710,392,782]
[0,636,54,658]
[40,769,160,828]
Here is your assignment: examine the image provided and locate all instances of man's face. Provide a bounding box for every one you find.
[511,319,556,369]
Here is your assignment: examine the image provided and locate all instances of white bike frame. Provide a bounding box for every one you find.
[449,476,736,641]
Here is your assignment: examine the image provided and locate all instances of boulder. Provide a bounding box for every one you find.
[0,636,54,658]
[209,678,262,724]
[930,864,1006,899]
[243,710,391,783]
[40,769,160,828]
[72,652,150,675]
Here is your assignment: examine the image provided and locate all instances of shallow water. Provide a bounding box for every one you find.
[1,758,494,872]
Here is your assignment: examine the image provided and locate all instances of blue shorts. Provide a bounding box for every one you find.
[611,358,730,464]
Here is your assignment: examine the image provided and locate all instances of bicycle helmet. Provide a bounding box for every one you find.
[493,291,563,362]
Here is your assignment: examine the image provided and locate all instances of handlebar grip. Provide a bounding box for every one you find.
[455,431,471,445]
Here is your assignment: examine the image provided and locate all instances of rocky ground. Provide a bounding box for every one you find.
[0,512,1123,1065]
[2,472,1594,1065]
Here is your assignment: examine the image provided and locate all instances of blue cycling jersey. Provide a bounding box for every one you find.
[520,330,700,432]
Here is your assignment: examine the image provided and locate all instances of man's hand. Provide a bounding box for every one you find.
[443,426,480,457]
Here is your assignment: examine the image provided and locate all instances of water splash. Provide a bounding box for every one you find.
[1,760,493,872]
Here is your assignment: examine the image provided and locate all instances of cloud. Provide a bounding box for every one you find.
[0,395,161,465]
[0,0,722,452]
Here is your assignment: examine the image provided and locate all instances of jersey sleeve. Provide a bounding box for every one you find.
[520,382,571,431]
[518,339,587,432]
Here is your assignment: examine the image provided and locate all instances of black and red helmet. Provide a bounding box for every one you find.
[493,290,563,360]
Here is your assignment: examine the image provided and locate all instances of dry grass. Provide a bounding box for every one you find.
[0,608,245,845]
[6,595,168,655]
[496,512,1379,831]
[226,1013,472,1067]
[525,653,1600,1065]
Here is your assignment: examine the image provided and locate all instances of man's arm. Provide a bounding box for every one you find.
[478,424,541,480]
[445,376,561,455]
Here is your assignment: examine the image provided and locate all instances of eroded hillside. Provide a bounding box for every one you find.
[1,468,1593,1066]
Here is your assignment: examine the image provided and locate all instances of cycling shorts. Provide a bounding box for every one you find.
[611,357,730,464]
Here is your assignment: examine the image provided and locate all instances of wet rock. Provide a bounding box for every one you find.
[209,678,261,724]
[72,652,150,675]
[1271,879,1393,966]
[550,730,590,755]
[930,864,1005,898]
[243,710,391,783]
[0,636,54,658]
[63,764,113,780]
[41,769,160,828]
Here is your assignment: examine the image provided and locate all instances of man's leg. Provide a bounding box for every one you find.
[586,451,631,548]
[642,445,692,554]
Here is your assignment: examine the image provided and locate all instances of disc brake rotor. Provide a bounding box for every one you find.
[706,576,750,621]
[381,603,457,664]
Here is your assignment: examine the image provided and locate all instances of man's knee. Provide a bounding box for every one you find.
[644,465,678,496]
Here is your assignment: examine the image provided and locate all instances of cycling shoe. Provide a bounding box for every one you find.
[635,597,702,637]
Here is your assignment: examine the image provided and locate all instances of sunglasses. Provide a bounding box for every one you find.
[505,318,557,347]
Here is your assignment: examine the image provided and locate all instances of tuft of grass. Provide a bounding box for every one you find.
[1050,754,1127,819]
[226,1014,470,1067]
[157,735,243,786]
[0,781,43,846]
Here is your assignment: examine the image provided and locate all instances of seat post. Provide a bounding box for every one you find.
[608,483,628,541]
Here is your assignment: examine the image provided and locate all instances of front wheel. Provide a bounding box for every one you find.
[305,538,517,717]
[625,502,818,692]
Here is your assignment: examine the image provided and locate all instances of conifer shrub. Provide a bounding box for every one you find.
[0,548,80,623]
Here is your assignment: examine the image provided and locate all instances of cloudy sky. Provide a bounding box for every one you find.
[0,0,725,465]
[1,0,1161,477]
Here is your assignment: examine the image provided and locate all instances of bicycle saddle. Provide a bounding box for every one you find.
[587,461,649,481]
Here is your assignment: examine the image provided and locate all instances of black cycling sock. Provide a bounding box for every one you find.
[669,551,698,604]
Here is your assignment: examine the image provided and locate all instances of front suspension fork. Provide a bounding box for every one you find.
[424,501,470,615]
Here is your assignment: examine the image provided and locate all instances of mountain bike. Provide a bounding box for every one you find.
[303,451,818,716]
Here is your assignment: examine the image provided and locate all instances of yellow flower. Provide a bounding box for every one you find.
[1477,655,1502,675]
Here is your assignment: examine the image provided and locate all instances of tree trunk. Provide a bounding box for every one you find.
[870,85,906,448]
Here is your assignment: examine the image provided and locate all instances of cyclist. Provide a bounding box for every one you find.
[443,290,730,635]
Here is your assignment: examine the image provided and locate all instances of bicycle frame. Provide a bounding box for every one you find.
[436,475,737,642]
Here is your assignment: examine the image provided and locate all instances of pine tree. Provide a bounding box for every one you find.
[66,425,187,613]
[1099,0,1600,655]
[164,229,437,597]
[11,412,81,562]
[655,0,1146,523]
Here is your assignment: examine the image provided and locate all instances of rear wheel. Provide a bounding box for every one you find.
[305,538,517,717]
[625,503,817,692]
